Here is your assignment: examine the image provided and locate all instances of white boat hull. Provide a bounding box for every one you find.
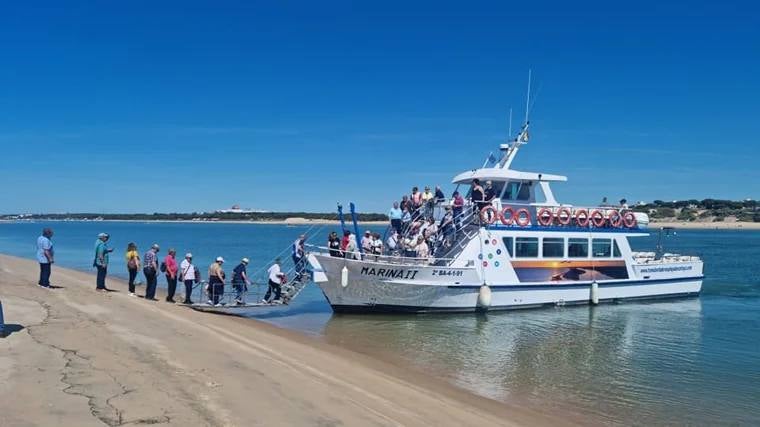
[311,255,703,313]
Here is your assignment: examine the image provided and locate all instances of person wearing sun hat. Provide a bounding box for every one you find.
[232,257,251,305]
[207,256,226,306]
[179,253,197,304]
[93,232,113,291]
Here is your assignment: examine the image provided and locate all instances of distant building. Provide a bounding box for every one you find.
[215,204,268,214]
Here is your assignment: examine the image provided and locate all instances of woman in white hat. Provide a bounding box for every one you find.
[207,257,226,306]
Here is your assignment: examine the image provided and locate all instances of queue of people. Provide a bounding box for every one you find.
[33,228,288,307]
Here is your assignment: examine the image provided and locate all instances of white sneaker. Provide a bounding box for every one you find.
[207,300,214,305]
[129,292,137,297]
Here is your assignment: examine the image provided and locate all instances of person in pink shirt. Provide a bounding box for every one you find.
[163,249,179,303]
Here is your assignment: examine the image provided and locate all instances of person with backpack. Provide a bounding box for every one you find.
[143,244,160,301]
[179,253,198,304]
[162,249,179,303]
[231,258,251,305]
[94,233,113,292]
[125,242,140,297]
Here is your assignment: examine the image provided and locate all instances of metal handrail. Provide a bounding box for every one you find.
[306,244,455,265]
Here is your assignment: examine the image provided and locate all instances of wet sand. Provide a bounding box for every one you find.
[0,254,582,426]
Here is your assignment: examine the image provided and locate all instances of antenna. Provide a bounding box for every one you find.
[524,69,532,124]
[508,108,513,137]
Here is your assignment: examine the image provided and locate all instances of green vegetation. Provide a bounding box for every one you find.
[0,212,388,222]
[634,199,759,222]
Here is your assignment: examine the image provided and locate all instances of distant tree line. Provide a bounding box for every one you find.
[631,199,760,222]
[1,212,389,222]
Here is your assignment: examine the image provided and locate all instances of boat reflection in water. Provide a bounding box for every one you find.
[321,298,706,425]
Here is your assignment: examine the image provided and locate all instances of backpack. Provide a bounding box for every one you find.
[160,261,167,273]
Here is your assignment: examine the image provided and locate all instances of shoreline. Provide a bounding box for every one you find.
[0,254,583,426]
[649,220,760,230]
[0,218,389,226]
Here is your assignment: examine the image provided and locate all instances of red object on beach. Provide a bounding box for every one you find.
[515,209,531,227]
[575,209,590,227]
[590,210,606,227]
[556,207,572,225]
[608,210,623,227]
[623,211,638,228]
[537,208,553,226]
[500,206,515,225]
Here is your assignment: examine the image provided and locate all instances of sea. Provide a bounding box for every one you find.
[1,220,758,426]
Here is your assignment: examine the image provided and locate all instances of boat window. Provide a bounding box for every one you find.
[613,240,622,258]
[517,181,531,200]
[568,238,589,258]
[515,237,538,258]
[592,239,612,258]
[542,237,565,258]
[503,181,520,201]
[502,237,514,257]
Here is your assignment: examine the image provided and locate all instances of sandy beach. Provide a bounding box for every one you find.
[0,254,580,427]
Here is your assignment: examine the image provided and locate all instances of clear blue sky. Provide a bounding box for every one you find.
[1,1,758,214]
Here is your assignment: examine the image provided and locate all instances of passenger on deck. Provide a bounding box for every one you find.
[484,180,497,203]
[400,195,410,212]
[328,232,342,257]
[207,257,226,306]
[410,186,422,211]
[361,230,372,255]
[401,207,412,231]
[471,179,485,209]
[434,186,446,203]
[422,186,434,218]
[340,230,351,257]
[386,230,400,255]
[423,217,438,241]
[345,233,360,260]
[232,258,250,305]
[415,236,430,262]
[264,258,285,303]
[389,202,402,233]
[452,191,464,229]
[440,207,455,247]
[620,198,629,209]
[371,232,384,258]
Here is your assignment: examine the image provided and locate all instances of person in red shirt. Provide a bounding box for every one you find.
[340,230,351,258]
[164,249,179,303]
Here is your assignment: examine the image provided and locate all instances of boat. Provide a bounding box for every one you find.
[306,110,704,313]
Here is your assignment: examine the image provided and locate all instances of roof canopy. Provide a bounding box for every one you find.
[452,168,567,184]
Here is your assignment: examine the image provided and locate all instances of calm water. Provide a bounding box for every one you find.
[1,221,759,425]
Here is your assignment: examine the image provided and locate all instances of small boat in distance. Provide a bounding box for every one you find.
[307,113,704,313]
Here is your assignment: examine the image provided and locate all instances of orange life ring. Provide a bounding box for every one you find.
[575,209,589,227]
[608,209,623,227]
[590,210,606,227]
[500,206,515,225]
[623,211,638,228]
[556,207,572,225]
[480,206,497,225]
[537,208,554,226]
[515,208,531,227]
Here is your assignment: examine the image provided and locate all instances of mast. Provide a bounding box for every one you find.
[500,70,532,169]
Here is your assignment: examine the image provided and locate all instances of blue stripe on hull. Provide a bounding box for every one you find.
[449,276,705,290]
[330,291,701,314]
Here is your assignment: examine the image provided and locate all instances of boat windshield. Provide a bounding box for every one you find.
[502,180,531,201]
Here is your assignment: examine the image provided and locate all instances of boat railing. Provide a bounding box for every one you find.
[306,244,456,266]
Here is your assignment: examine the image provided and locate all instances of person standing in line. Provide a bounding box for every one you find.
[361,230,372,256]
[179,253,197,304]
[163,249,179,303]
[231,258,251,305]
[207,257,226,306]
[94,233,113,291]
[264,258,285,303]
[36,228,54,288]
[422,186,435,218]
[388,202,403,234]
[143,244,160,301]
[434,186,446,203]
[451,191,465,230]
[339,230,351,258]
[292,234,306,279]
[125,242,140,297]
